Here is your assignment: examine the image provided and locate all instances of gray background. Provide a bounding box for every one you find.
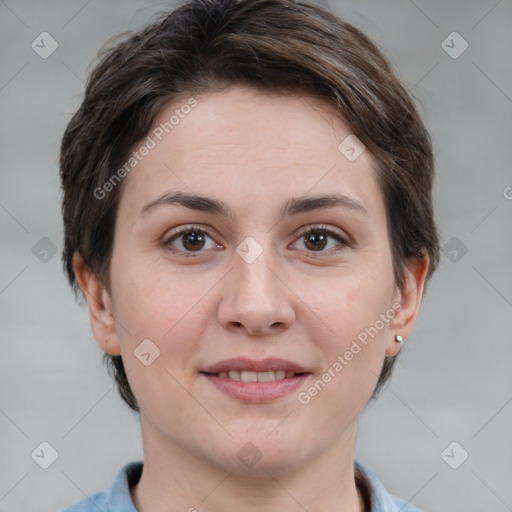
[1,1,511,511]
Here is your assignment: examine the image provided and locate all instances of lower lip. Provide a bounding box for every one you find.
[201,373,310,403]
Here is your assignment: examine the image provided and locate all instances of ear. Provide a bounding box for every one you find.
[72,252,121,356]
[386,252,430,357]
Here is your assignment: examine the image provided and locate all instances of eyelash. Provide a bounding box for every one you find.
[162,224,349,258]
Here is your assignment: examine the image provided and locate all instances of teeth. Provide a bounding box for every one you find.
[240,371,258,382]
[215,370,296,381]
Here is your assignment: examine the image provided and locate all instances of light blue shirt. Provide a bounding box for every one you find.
[62,460,423,511]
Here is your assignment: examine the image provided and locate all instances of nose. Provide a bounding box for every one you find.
[217,245,295,336]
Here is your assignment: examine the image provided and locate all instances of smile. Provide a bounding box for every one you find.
[200,357,312,402]
[211,370,299,382]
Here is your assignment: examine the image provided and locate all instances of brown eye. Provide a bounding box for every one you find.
[180,230,206,251]
[304,231,329,251]
[163,227,219,255]
[294,226,348,254]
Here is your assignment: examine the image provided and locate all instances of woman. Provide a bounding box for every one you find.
[60,0,440,510]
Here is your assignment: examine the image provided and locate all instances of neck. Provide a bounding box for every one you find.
[131,414,366,512]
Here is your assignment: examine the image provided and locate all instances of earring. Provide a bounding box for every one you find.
[395,335,404,345]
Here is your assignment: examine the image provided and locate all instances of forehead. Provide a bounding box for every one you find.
[116,85,385,225]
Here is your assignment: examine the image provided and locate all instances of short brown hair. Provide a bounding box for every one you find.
[60,0,440,412]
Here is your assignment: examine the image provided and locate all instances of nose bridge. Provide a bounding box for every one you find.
[217,233,295,334]
[233,233,282,303]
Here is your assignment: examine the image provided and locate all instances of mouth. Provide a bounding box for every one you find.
[200,357,312,403]
[201,356,310,375]
[202,370,306,382]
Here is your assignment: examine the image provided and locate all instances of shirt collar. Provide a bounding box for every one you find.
[108,461,141,512]
[108,460,415,512]
[355,460,418,511]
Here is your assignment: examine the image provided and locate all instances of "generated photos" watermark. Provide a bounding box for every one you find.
[298,301,402,404]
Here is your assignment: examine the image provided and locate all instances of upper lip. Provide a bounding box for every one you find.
[201,357,311,374]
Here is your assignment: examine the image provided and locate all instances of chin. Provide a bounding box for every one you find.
[206,437,309,477]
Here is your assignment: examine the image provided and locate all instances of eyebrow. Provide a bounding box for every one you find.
[139,190,368,218]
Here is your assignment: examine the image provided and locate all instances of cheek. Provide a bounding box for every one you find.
[109,264,208,394]
[306,313,387,423]
[309,267,394,396]
[317,271,393,343]
[111,249,200,332]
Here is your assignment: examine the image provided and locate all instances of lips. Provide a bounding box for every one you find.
[201,357,310,375]
[214,370,296,382]
[200,357,312,403]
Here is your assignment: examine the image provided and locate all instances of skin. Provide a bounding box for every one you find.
[74,84,429,512]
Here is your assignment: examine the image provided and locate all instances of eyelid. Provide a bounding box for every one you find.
[294,223,348,242]
[291,224,350,254]
[162,224,222,248]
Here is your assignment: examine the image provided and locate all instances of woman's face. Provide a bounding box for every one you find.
[83,85,425,475]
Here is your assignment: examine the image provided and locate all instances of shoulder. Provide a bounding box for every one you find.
[61,491,108,512]
[387,495,423,512]
[354,460,424,512]
[60,461,143,512]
